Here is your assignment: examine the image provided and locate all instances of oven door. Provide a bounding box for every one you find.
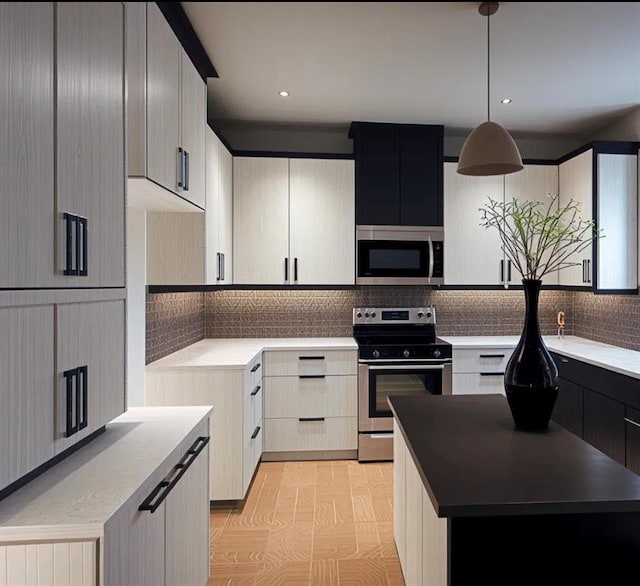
[358,362,452,432]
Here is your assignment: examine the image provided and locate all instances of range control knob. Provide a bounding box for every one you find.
[371,312,376,318]
[403,349,411,359]
[426,312,432,318]
[365,312,370,318]
[356,312,362,318]
[372,349,380,359]
[433,349,442,359]
[417,311,424,318]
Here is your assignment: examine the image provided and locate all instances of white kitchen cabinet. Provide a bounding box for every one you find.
[452,346,515,396]
[128,2,206,211]
[233,157,355,285]
[0,2,125,289]
[0,408,211,586]
[206,127,234,284]
[558,149,593,286]
[262,349,358,456]
[444,162,505,285]
[145,353,264,501]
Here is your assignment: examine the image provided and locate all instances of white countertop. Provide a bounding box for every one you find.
[0,406,212,540]
[442,335,640,380]
[147,337,358,370]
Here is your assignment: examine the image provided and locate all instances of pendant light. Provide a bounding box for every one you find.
[457,2,523,176]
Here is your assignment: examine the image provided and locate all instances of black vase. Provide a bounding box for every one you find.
[504,279,559,431]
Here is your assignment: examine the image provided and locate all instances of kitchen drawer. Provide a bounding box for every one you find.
[244,359,263,402]
[263,349,357,377]
[243,417,262,492]
[264,375,357,418]
[452,373,505,395]
[452,348,513,374]
[264,416,357,452]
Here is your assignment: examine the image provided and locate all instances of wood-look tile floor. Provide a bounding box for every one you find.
[207,460,405,586]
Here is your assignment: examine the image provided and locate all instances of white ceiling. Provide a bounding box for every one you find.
[182,2,640,135]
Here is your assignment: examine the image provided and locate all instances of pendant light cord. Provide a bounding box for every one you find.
[487,8,491,121]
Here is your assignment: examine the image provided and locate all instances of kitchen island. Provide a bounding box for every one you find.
[390,394,640,585]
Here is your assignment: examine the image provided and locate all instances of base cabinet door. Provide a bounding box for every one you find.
[551,378,584,438]
[625,407,640,476]
[583,388,625,465]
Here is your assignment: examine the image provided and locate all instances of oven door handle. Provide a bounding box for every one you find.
[428,236,434,283]
[367,364,446,371]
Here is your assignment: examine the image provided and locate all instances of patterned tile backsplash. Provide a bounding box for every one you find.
[146,292,205,364]
[146,287,640,363]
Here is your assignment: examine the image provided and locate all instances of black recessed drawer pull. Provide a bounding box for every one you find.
[479,372,504,377]
[479,354,505,359]
[250,363,261,373]
[299,417,325,422]
[140,436,209,513]
[299,356,325,361]
[299,375,326,379]
[625,417,640,429]
[251,426,261,439]
[250,385,261,396]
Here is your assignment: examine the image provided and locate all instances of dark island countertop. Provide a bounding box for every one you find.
[389,394,640,518]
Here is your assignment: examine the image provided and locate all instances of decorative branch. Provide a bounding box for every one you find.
[479,193,602,282]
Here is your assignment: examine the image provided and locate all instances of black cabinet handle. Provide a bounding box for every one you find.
[63,213,76,275]
[63,213,88,277]
[479,354,505,359]
[63,365,88,437]
[177,147,184,188]
[284,257,289,282]
[78,216,88,277]
[299,375,326,379]
[63,368,77,437]
[140,436,209,513]
[499,259,504,283]
[299,356,325,361]
[299,417,325,422]
[251,362,261,373]
[294,257,298,282]
[251,426,261,440]
[480,372,504,377]
[507,260,512,282]
[251,385,261,396]
[216,252,221,281]
[184,150,190,191]
[221,252,225,281]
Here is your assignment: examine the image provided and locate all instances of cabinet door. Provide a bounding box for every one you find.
[205,128,222,284]
[504,164,560,285]
[596,153,637,290]
[443,163,505,284]
[399,125,443,226]
[551,378,584,438]
[233,157,289,284]
[583,388,625,465]
[0,305,54,491]
[625,407,640,475]
[55,299,125,454]
[289,159,355,285]
[180,52,206,208]
[354,124,400,225]
[558,149,593,286]
[56,2,125,288]
[0,3,55,288]
[146,2,182,194]
[218,140,234,284]
[165,442,210,586]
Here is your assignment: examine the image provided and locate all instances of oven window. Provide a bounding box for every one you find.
[358,240,429,277]
[369,368,442,418]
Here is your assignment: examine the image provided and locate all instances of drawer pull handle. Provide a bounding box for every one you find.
[139,436,209,513]
[625,417,640,429]
[299,356,325,361]
[299,417,325,422]
[251,426,261,439]
[561,358,569,363]
[479,354,505,358]
[251,385,261,396]
[479,372,504,377]
[299,375,326,379]
[251,363,261,373]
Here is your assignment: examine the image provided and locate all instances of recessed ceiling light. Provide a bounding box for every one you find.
[501,98,512,104]
[279,90,289,97]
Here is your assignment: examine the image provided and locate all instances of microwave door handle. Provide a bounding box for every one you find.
[427,236,434,282]
[368,365,446,371]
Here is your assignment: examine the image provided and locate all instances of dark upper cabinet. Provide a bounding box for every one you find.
[349,122,444,226]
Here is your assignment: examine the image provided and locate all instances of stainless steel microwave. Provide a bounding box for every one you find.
[356,225,444,285]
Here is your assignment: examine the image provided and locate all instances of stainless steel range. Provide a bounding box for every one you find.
[354,307,452,462]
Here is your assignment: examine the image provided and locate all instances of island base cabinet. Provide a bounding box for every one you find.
[625,407,640,476]
[0,541,97,586]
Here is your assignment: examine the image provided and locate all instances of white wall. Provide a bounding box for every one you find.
[126,207,146,407]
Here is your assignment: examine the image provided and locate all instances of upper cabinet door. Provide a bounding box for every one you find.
[56,2,125,287]
[233,158,289,284]
[146,2,182,195]
[504,165,559,286]
[558,150,593,286]
[0,3,54,288]
[443,163,505,285]
[596,153,638,291]
[180,53,206,208]
[289,159,355,285]
[218,140,234,284]
[205,128,222,284]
